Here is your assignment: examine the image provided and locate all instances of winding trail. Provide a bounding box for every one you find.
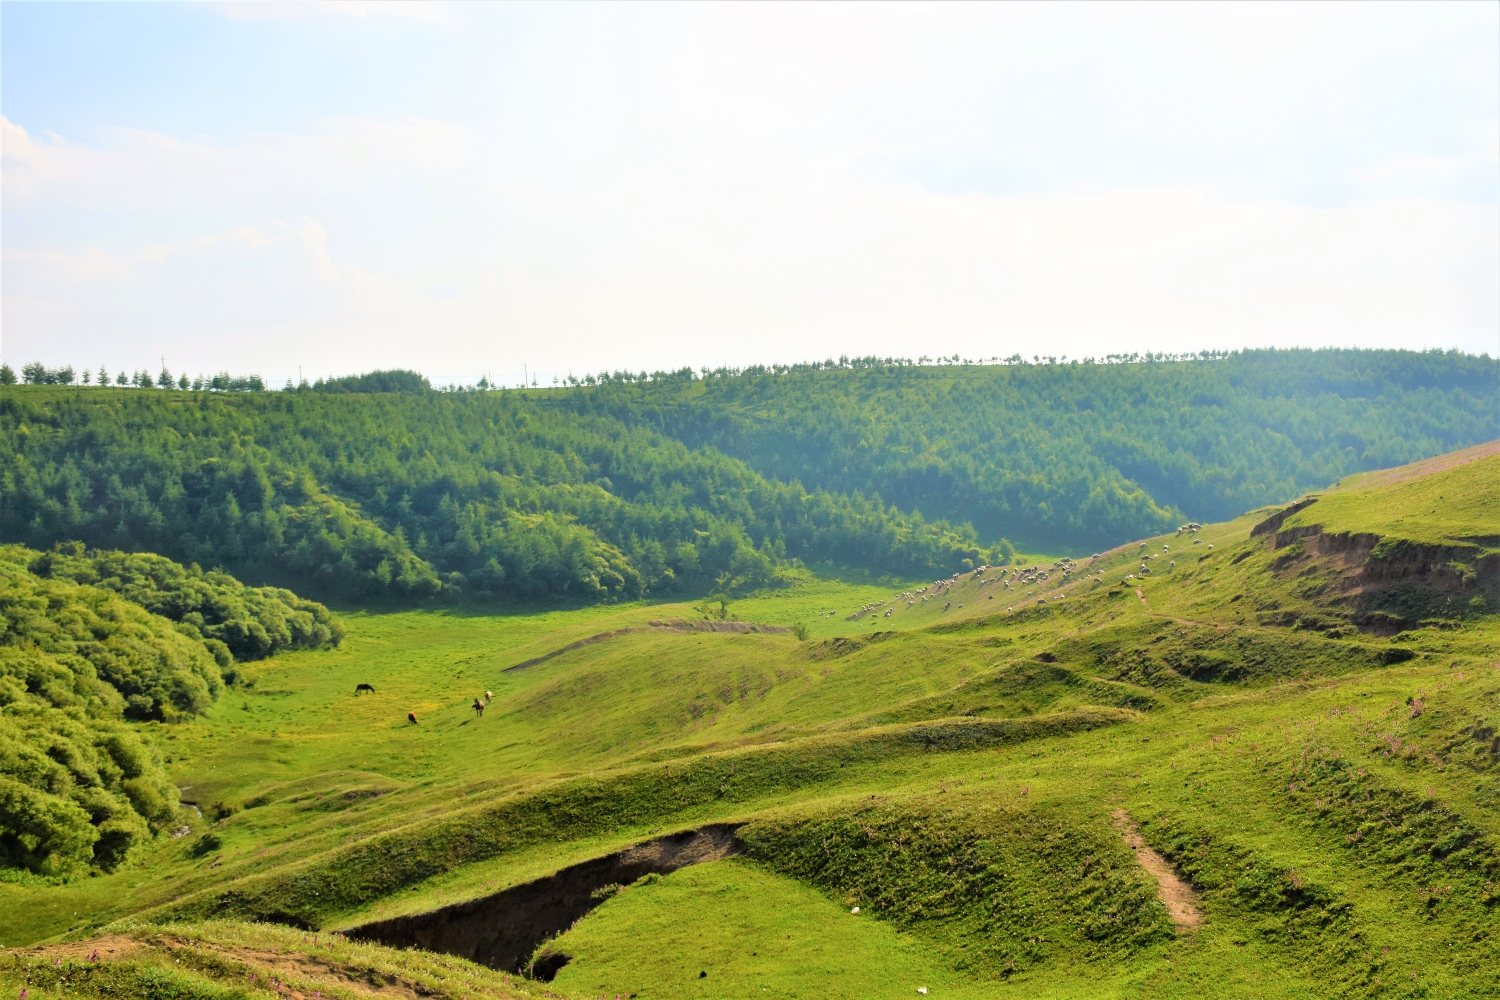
[1112,809,1202,932]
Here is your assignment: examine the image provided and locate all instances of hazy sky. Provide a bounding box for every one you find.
[3,1,1496,385]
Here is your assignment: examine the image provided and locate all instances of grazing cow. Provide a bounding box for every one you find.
[355,683,375,695]
[484,690,494,702]
[407,712,418,725]
[473,699,485,718]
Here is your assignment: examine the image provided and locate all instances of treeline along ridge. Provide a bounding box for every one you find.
[2,348,1493,603]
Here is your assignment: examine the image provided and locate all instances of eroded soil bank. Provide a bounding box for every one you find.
[347,824,742,974]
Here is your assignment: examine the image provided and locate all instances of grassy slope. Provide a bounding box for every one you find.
[0,921,548,1000]
[4,446,1499,999]
[1282,443,1500,548]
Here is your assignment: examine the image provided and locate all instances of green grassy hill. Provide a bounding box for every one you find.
[3,442,1499,1000]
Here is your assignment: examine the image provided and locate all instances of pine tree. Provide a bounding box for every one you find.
[0,363,14,385]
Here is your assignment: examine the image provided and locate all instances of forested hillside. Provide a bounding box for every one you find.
[2,348,1493,603]
[2,390,992,602]
[559,348,1498,551]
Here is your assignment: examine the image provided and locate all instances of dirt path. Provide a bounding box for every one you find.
[1111,809,1202,932]
[506,619,792,672]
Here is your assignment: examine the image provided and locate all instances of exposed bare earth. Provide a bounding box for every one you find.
[347,824,744,974]
[1111,809,1203,932]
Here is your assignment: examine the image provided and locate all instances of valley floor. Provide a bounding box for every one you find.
[4,448,1499,1000]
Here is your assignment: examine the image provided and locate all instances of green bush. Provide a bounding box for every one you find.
[0,545,337,874]
[29,544,344,661]
[0,552,223,721]
[0,707,172,873]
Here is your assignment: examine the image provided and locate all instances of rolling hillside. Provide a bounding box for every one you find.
[555,347,1497,550]
[3,349,1494,604]
[4,441,1496,999]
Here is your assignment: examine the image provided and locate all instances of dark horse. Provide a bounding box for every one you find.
[407,712,418,725]
[472,698,485,718]
[355,683,375,695]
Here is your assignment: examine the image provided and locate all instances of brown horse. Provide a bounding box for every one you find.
[484,690,494,702]
[407,712,418,725]
[472,699,485,718]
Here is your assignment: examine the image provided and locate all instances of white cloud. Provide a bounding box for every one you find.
[1,116,471,214]
[9,180,1491,380]
[3,3,1496,379]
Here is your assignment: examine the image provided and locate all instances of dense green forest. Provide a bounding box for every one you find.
[0,545,340,874]
[2,389,995,602]
[2,349,1494,603]
[559,348,1498,550]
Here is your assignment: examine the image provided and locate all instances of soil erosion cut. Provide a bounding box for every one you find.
[345,824,742,976]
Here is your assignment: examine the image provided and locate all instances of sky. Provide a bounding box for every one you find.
[2,1,1497,386]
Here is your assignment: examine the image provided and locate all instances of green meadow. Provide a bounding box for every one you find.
[4,446,1499,1000]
